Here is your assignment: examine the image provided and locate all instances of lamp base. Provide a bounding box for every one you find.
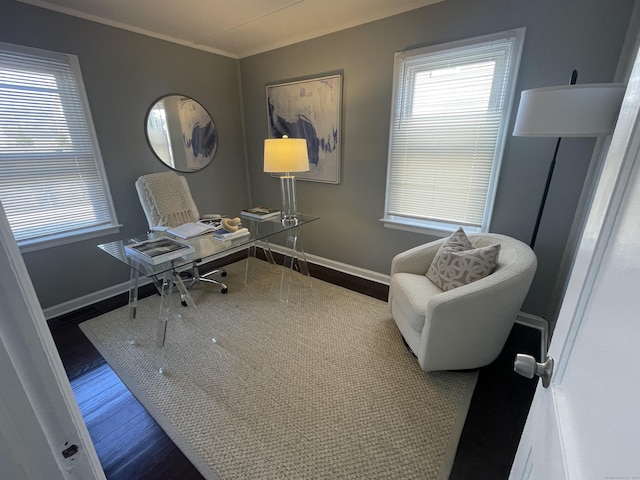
[279,175,298,225]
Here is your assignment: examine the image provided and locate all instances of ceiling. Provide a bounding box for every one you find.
[18,0,445,58]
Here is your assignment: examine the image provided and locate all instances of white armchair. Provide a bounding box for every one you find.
[389,233,537,372]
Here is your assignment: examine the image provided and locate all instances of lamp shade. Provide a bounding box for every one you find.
[263,136,310,173]
[513,83,626,137]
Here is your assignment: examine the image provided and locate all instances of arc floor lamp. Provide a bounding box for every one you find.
[512,70,625,248]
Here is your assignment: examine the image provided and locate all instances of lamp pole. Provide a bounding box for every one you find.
[529,69,578,248]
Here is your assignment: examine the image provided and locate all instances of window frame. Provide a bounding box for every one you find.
[382,28,526,236]
[0,42,120,252]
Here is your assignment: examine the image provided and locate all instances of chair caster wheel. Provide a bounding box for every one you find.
[221,287,228,294]
[221,271,227,277]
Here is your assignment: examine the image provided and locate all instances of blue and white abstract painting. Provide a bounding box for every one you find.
[266,74,341,183]
[178,98,217,171]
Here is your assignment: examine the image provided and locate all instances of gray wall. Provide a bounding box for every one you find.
[0,0,249,309]
[240,0,635,319]
[0,0,635,322]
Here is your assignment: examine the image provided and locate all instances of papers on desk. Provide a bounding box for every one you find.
[124,237,195,265]
[167,219,221,239]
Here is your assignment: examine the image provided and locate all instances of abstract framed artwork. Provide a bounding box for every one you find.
[266,74,342,183]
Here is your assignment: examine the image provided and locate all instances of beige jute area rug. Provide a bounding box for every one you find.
[80,259,477,480]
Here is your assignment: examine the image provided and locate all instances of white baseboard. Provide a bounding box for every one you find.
[43,277,154,320]
[43,249,390,320]
[44,247,542,349]
[265,243,391,286]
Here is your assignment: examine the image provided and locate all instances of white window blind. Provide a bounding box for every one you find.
[0,42,118,249]
[384,28,525,233]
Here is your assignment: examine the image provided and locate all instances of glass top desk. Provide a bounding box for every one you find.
[98,214,318,370]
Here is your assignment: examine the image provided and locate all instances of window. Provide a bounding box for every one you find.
[383,28,525,235]
[0,42,119,252]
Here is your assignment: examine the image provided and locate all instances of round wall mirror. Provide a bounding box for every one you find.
[145,94,218,172]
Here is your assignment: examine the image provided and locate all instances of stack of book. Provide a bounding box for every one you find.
[124,237,195,265]
[213,227,250,241]
[241,207,281,220]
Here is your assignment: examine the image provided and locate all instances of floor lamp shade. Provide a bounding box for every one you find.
[263,136,310,223]
[513,80,625,248]
[513,83,626,137]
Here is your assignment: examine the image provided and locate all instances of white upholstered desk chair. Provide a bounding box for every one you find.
[135,171,228,294]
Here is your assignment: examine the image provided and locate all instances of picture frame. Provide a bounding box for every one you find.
[266,74,342,184]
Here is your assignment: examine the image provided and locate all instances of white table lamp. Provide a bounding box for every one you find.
[264,135,309,222]
[264,135,310,224]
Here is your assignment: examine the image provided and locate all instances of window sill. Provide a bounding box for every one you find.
[380,216,483,237]
[18,224,123,253]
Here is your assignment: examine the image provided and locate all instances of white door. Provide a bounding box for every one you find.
[0,201,105,479]
[510,46,640,479]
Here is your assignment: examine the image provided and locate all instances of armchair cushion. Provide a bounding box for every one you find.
[426,227,500,291]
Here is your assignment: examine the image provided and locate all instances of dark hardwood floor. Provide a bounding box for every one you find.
[48,258,538,479]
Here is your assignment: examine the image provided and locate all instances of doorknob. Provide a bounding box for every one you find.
[514,354,554,388]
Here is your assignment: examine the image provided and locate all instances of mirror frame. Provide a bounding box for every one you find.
[144,94,218,172]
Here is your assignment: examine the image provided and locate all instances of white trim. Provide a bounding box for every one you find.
[0,202,104,478]
[43,244,250,320]
[381,216,475,237]
[69,53,121,230]
[15,0,236,58]
[383,28,526,235]
[15,0,445,59]
[234,0,447,58]
[19,224,122,254]
[43,276,154,320]
[44,247,390,319]
[265,242,392,286]
[45,240,549,371]
[0,42,121,252]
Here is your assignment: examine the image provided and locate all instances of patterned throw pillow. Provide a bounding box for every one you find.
[426,227,501,291]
